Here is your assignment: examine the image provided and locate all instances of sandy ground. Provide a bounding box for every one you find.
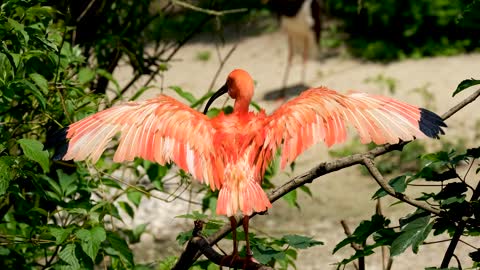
[112,31,480,269]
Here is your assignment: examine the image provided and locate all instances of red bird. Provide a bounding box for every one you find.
[63,69,446,262]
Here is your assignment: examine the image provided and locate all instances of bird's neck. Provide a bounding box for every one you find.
[234,98,250,114]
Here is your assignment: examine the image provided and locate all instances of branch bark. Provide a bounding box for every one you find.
[362,157,441,215]
[173,89,480,268]
[173,220,273,270]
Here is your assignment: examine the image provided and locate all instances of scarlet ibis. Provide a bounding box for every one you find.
[265,0,323,92]
[62,69,446,263]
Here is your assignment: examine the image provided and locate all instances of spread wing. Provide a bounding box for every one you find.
[63,95,221,189]
[263,87,446,168]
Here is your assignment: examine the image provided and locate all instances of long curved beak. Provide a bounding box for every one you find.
[203,84,228,114]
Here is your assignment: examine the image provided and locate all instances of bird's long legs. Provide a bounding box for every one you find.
[229,216,239,256]
[281,35,294,98]
[242,216,253,258]
[302,36,309,84]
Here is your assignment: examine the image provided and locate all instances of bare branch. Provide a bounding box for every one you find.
[362,157,441,215]
[340,220,361,270]
[170,0,247,16]
[207,44,238,93]
[173,220,274,270]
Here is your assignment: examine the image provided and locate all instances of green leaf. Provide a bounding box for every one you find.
[282,234,323,249]
[252,244,285,264]
[466,147,480,158]
[8,18,29,45]
[57,170,77,196]
[21,80,47,109]
[469,249,480,262]
[0,156,16,195]
[372,175,407,199]
[0,246,10,256]
[129,85,156,101]
[283,190,299,209]
[333,214,390,253]
[128,223,148,243]
[146,163,168,182]
[58,243,80,269]
[18,138,49,173]
[176,230,193,245]
[78,67,96,84]
[453,78,480,96]
[157,256,178,270]
[176,210,209,220]
[391,214,431,256]
[105,232,134,267]
[434,182,468,200]
[29,73,48,94]
[169,86,197,104]
[97,68,120,93]
[118,201,134,218]
[75,227,106,262]
[336,249,375,268]
[50,227,74,244]
[126,189,143,207]
[299,185,312,197]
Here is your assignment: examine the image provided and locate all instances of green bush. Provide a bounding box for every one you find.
[325,0,480,60]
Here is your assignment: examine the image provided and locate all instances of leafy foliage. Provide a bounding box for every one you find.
[325,0,480,60]
[335,146,480,269]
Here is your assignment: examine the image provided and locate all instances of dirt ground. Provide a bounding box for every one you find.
[113,30,480,269]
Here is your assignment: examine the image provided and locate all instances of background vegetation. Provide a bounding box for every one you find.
[0,0,479,269]
[324,0,480,60]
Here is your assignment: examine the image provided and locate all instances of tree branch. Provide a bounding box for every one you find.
[340,220,362,270]
[362,157,441,215]
[174,88,480,268]
[173,220,273,270]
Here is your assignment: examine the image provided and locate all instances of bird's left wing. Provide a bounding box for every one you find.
[263,87,446,169]
[63,95,221,189]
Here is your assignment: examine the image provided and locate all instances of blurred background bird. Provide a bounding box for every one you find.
[263,0,324,97]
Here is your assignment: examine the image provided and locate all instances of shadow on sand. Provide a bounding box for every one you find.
[262,83,311,101]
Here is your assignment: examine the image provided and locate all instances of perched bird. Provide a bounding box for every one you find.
[62,69,446,264]
[265,0,323,93]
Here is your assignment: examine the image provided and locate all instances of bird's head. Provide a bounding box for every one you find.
[203,69,254,114]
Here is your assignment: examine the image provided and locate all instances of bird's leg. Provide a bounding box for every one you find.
[230,216,239,256]
[301,36,309,84]
[281,35,293,98]
[242,215,254,259]
[220,216,240,268]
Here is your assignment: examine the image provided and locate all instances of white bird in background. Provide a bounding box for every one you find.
[264,0,323,96]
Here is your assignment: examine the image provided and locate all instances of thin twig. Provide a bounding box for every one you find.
[170,0,247,16]
[207,44,238,93]
[340,220,361,270]
[362,157,441,215]
[452,254,462,270]
[76,0,97,22]
[441,171,480,268]
[376,199,392,270]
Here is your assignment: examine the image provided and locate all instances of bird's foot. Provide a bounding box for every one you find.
[220,253,257,269]
[220,253,241,268]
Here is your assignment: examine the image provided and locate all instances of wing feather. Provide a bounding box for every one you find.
[64,95,220,190]
[264,87,446,169]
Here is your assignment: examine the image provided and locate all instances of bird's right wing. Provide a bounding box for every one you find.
[262,87,446,169]
[63,95,222,190]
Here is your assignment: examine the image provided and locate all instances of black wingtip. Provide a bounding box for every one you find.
[419,108,447,139]
[46,127,69,161]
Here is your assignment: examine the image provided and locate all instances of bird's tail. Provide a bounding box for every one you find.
[217,180,272,217]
